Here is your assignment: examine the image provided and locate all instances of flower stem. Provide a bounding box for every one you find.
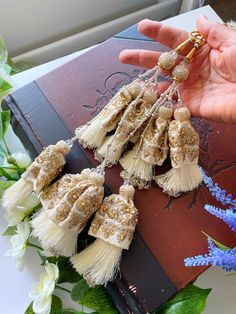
[3,138,11,156]
[27,242,43,250]
[55,285,72,294]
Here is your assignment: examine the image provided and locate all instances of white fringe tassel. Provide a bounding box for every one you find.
[31,210,78,256]
[120,149,153,182]
[95,135,125,165]
[70,239,122,286]
[77,118,108,149]
[2,178,33,212]
[155,164,203,197]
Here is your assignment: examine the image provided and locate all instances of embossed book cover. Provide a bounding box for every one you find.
[3,32,236,313]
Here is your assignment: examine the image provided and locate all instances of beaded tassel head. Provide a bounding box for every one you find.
[2,140,71,212]
[31,168,105,256]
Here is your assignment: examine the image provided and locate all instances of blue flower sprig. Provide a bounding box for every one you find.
[185,238,236,272]
[203,175,236,209]
[184,174,236,272]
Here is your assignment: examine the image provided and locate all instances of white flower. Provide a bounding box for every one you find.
[4,193,40,226]
[29,262,59,314]
[5,221,30,271]
[3,152,31,174]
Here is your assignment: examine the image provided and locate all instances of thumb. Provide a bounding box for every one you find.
[197,15,232,49]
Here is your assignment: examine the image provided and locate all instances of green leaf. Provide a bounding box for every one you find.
[0,110,11,139]
[38,251,58,265]
[57,256,82,284]
[62,310,99,314]
[0,37,8,64]
[50,295,63,314]
[0,64,11,76]
[80,286,118,314]
[2,225,16,236]
[153,284,211,314]
[71,279,90,302]
[24,302,34,314]
[202,231,230,251]
[0,78,12,93]
[10,60,35,75]
[0,180,14,198]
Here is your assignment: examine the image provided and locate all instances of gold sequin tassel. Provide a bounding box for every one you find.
[76,81,143,150]
[155,106,203,196]
[31,168,105,256]
[2,140,71,212]
[95,85,158,165]
[120,101,173,189]
[70,184,138,286]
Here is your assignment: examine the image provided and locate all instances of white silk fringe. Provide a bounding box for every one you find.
[95,134,126,165]
[120,149,153,182]
[70,239,122,286]
[77,119,108,149]
[155,164,203,197]
[2,178,33,212]
[31,210,78,256]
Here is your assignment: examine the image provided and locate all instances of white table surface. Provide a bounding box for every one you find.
[1,5,235,314]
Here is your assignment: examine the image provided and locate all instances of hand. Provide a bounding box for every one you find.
[119,15,236,124]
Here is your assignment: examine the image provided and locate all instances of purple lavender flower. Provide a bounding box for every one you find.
[203,174,236,209]
[205,205,236,232]
[184,238,236,272]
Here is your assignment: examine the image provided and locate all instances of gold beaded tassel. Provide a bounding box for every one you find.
[95,84,158,165]
[70,183,138,286]
[76,38,192,153]
[155,32,206,196]
[76,81,143,150]
[2,140,71,212]
[120,101,173,189]
[155,106,202,197]
[31,167,105,256]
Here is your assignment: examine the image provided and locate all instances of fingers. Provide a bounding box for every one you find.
[138,19,188,49]
[119,49,160,68]
[197,15,234,50]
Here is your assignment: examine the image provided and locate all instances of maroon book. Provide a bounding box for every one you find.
[3,28,236,313]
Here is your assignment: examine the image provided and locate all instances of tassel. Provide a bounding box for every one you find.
[2,140,70,212]
[120,106,173,187]
[31,168,104,256]
[71,184,138,286]
[95,86,158,165]
[76,82,142,149]
[155,107,203,196]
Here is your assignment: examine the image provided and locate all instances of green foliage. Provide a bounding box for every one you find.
[0,110,11,139]
[0,77,12,93]
[154,284,211,314]
[38,253,81,284]
[202,231,230,251]
[80,286,118,314]
[9,60,35,75]
[70,278,117,314]
[71,279,90,301]
[24,302,34,314]
[25,296,62,314]
[0,37,7,64]
[0,180,14,198]
[2,225,16,236]
[62,310,99,314]
[50,295,63,314]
